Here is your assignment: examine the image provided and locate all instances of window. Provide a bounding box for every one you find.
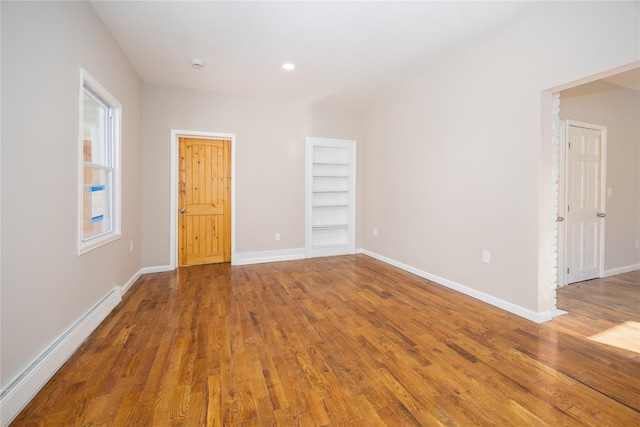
[78,69,121,254]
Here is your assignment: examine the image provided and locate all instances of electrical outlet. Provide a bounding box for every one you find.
[373,228,378,237]
[482,250,491,264]
[607,188,612,197]
[275,233,280,241]
[129,241,133,253]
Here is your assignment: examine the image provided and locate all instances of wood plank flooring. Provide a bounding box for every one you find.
[10,255,640,426]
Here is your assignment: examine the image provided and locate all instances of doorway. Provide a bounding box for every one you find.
[546,62,639,316]
[170,130,236,269]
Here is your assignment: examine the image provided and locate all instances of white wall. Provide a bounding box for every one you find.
[560,80,640,271]
[141,84,363,268]
[1,0,142,389]
[362,2,639,314]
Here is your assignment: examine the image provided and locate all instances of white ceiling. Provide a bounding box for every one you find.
[91,1,551,110]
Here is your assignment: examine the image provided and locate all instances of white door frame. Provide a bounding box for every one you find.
[170,129,237,269]
[557,120,567,287]
[557,119,607,286]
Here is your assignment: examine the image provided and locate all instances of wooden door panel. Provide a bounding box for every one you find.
[179,137,231,266]
[185,204,224,216]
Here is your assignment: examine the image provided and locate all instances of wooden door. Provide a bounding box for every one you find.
[179,137,231,266]
[565,123,605,284]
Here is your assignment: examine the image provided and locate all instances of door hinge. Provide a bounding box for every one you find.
[568,141,571,149]
[567,268,570,274]
[567,205,570,212]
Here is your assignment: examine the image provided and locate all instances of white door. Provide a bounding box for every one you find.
[565,121,606,284]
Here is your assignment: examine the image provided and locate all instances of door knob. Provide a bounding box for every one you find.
[557,216,564,222]
[180,208,186,213]
[597,212,606,218]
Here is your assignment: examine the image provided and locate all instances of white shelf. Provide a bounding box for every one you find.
[313,162,349,166]
[312,224,349,230]
[306,138,356,258]
[312,243,349,249]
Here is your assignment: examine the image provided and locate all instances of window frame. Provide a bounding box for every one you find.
[77,68,122,255]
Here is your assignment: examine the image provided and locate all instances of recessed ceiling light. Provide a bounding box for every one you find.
[282,63,295,71]
[191,59,205,69]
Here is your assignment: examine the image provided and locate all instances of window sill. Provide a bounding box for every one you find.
[78,232,121,256]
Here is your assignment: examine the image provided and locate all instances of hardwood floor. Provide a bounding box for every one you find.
[11,255,640,426]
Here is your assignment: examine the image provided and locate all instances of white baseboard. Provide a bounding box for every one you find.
[234,248,305,265]
[120,268,142,295]
[552,308,568,317]
[0,287,122,427]
[360,249,553,324]
[604,263,640,277]
[141,265,173,274]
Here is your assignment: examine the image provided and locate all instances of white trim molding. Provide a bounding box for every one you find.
[604,264,640,277]
[550,93,562,304]
[170,130,237,270]
[552,307,568,318]
[120,268,142,295]
[0,287,122,427]
[234,248,305,265]
[141,265,174,274]
[360,249,553,324]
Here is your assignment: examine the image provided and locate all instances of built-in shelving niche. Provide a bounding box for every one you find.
[305,137,356,258]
